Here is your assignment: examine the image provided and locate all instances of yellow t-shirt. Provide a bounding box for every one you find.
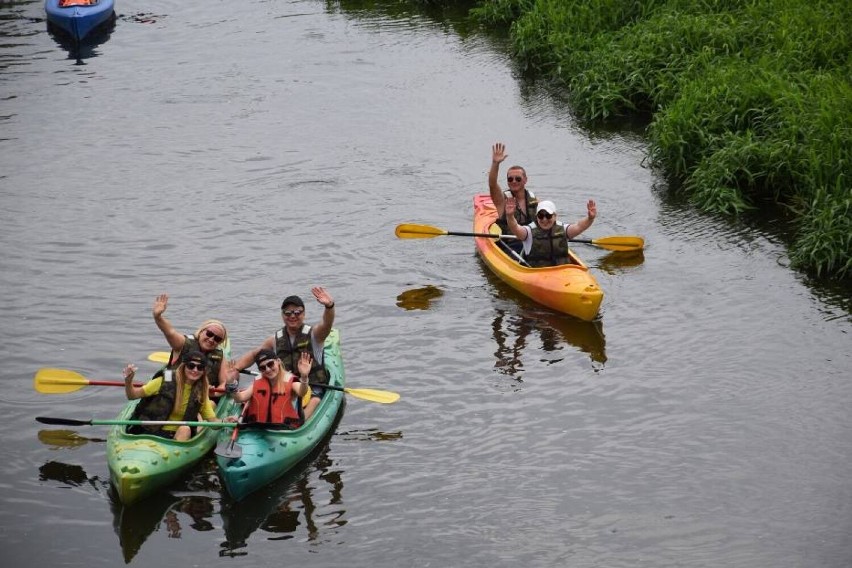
[142,377,216,432]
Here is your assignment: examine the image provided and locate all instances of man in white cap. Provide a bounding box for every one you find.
[504,197,597,267]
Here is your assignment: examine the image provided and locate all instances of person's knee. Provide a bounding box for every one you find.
[174,425,191,441]
[303,397,320,419]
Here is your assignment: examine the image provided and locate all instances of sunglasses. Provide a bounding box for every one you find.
[507,176,523,183]
[258,360,277,372]
[537,212,554,220]
[185,362,206,372]
[204,329,224,343]
[282,309,304,317]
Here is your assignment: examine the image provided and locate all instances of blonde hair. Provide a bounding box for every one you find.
[193,319,229,351]
[172,363,211,417]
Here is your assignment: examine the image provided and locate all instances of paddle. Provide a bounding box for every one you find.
[395,223,516,240]
[36,416,237,428]
[215,402,249,459]
[35,416,305,430]
[34,368,144,394]
[147,352,401,404]
[394,223,644,252]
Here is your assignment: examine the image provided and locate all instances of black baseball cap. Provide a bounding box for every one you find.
[254,349,277,368]
[281,295,305,309]
[181,349,208,367]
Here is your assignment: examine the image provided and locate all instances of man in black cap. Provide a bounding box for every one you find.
[234,286,335,420]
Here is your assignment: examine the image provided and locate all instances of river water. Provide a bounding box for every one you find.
[2,1,850,566]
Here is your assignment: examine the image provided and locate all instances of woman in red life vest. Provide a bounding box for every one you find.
[229,349,312,428]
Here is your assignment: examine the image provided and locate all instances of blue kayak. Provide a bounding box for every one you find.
[217,329,346,501]
[44,0,115,41]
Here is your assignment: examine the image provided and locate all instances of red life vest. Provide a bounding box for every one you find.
[245,375,302,427]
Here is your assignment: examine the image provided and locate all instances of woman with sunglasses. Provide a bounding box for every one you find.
[488,142,539,252]
[504,197,597,267]
[152,293,235,393]
[228,350,312,428]
[123,350,223,440]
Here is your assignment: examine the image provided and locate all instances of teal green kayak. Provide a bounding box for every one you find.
[217,328,345,501]
[107,394,239,506]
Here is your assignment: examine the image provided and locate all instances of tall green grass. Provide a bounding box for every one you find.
[470,0,851,278]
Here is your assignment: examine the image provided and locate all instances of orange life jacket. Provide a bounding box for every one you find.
[245,375,302,427]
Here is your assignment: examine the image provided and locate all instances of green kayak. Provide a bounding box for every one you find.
[217,328,345,501]
[107,394,239,506]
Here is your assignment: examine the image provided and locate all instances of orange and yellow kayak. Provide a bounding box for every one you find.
[473,194,603,321]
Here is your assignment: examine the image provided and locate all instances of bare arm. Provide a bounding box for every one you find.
[565,199,597,239]
[232,335,275,371]
[488,143,508,216]
[229,382,254,404]
[152,294,186,351]
[123,364,146,400]
[310,286,335,345]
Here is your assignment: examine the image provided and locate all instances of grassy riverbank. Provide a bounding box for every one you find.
[458,0,849,278]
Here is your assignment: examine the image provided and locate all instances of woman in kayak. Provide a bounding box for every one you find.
[504,197,597,267]
[123,350,224,440]
[228,349,312,428]
[152,293,234,392]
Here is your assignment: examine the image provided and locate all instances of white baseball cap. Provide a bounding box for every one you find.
[536,200,556,215]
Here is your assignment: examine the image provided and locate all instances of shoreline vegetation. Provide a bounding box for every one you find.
[416,0,850,279]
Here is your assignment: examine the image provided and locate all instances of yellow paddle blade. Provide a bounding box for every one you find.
[148,352,171,364]
[38,429,91,448]
[33,368,89,394]
[344,387,400,404]
[591,236,645,252]
[394,223,449,239]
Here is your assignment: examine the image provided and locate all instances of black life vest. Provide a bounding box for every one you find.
[128,370,205,434]
[274,325,328,385]
[526,223,571,267]
[496,189,538,233]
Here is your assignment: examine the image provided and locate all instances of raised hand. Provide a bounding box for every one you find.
[297,351,313,380]
[491,142,508,164]
[152,293,169,319]
[123,363,137,381]
[586,199,597,220]
[311,286,334,308]
[225,359,240,383]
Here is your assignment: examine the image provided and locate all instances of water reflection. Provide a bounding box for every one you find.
[39,459,90,486]
[491,306,607,375]
[219,443,346,556]
[38,459,111,498]
[38,428,105,449]
[111,492,182,563]
[595,249,646,275]
[477,261,607,369]
[46,15,115,63]
[396,285,444,310]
